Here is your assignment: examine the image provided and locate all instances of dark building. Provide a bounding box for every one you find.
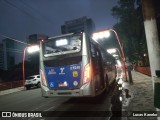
[0,39,15,70]
[61,16,95,36]
[0,43,4,70]
[27,34,48,45]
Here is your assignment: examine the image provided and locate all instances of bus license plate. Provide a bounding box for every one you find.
[58,82,68,87]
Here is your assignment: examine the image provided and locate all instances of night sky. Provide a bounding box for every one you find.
[0,0,118,41]
[0,0,118,63]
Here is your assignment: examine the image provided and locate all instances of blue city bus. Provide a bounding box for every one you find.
[39,32,116,97]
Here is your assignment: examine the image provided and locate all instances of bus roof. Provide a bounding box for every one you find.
[48,33,75,40]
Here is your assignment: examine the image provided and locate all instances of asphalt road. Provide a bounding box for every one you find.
[0,81,122,120]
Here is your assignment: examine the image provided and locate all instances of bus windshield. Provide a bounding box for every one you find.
[43,35,82,57]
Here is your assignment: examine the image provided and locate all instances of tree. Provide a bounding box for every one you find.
[0,61,39,82]
[111,0,148,65]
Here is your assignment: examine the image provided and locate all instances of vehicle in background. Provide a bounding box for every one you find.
[25,75,41,90]
[39,32,116,97]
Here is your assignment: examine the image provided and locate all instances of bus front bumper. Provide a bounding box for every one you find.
[41,82,94,97]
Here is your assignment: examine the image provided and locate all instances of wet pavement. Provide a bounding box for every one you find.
[0,70,159,120]
[121,71,158,120]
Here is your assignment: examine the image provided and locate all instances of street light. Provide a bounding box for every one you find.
[22,44,39,87]
[107,48,116,54]
[107,48,123,69]
[27,45,40,53]
[113,54,119,57]
[107,48,122,59]
[92,29,128,82]
[92,31,110,40]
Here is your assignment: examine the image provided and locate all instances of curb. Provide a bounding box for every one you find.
[0,87,25,96]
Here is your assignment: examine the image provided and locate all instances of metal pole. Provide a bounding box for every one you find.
[22,44,39,87]
[22,47,27,87]
[127,65,133,84]
[141,0,160,116]
[92,29,128,81]
[141,0,160,77]
[109,29,128,82]
[115,48,123,63]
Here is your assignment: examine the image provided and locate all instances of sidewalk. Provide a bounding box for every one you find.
[122,71,158,120]
[0,86,24,96]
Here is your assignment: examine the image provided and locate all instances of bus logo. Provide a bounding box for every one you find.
[49,82,54,87]
[48,68,56,75]
[73,71,78,77]
[59,68,65,75]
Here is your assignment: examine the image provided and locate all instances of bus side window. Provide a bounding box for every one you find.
[105,54,112,71]
[91,44,101,63]
[100,49,107,65]
[91,44,96,58]
[111,59,116,70]
[109,57,116,71]
[91,43,100,74]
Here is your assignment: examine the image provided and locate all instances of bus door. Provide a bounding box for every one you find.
[97,49,105,89]
[106,58,115,84]
[91,44,104,92]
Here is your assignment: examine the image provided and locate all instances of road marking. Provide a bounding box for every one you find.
[43,104,60,111]
[31,99,55,111]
